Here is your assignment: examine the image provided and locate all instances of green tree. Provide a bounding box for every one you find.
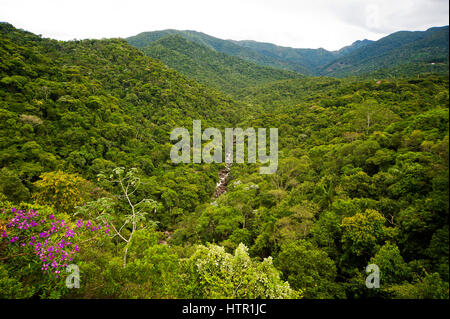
[0,168,30,203]
[275,240,344,298]
[95,167,158,267]
[33,170,95,213]
[341,209,395,263]
[181,243,301,299]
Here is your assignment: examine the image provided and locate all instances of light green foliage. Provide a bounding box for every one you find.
[341,209,394,259]
[33,170,99,213]
[181,243,302,299]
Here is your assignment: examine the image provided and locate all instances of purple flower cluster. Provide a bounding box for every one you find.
[1,207,110,275]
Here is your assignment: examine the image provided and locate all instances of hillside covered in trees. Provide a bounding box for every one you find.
[140,34,302,96]
[0,22,449,299]
[128,26,449,77]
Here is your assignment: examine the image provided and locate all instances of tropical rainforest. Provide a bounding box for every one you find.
[0,21,449,299]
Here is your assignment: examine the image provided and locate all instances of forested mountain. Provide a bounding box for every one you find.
[140,34,302,95]
[0,22,245,178]
[230,40,338,74]
[334,39,374,56]
[127,26,449,78]
[0,22,449,300]
[127,29,312,74]
[321,26,449,77]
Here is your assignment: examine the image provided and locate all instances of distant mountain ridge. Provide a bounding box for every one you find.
[321,25,449,76]
[230,39,337,74]
[139,34,302,96]
[127,26,449,77]
[126,29,311,74]
[336,39,374,56]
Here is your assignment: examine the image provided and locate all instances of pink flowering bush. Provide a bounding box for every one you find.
[0,207,109,277]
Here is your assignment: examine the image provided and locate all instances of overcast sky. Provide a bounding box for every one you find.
[1,0,448,50]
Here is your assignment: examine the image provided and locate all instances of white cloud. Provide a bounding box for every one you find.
[0,0,448,50]
[326,0,449,34]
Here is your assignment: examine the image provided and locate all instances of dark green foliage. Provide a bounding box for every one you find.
[275,240,344,298]
[127,29,312,74]
[127,26,449,78]
[231,40,338,74]
[141,34,302,96]
[321,26,449,77]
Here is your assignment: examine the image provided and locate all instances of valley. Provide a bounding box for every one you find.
[0,21,448,299]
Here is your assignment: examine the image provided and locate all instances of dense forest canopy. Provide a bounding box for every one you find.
[0,22,449,299]
[139,34,303,96]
